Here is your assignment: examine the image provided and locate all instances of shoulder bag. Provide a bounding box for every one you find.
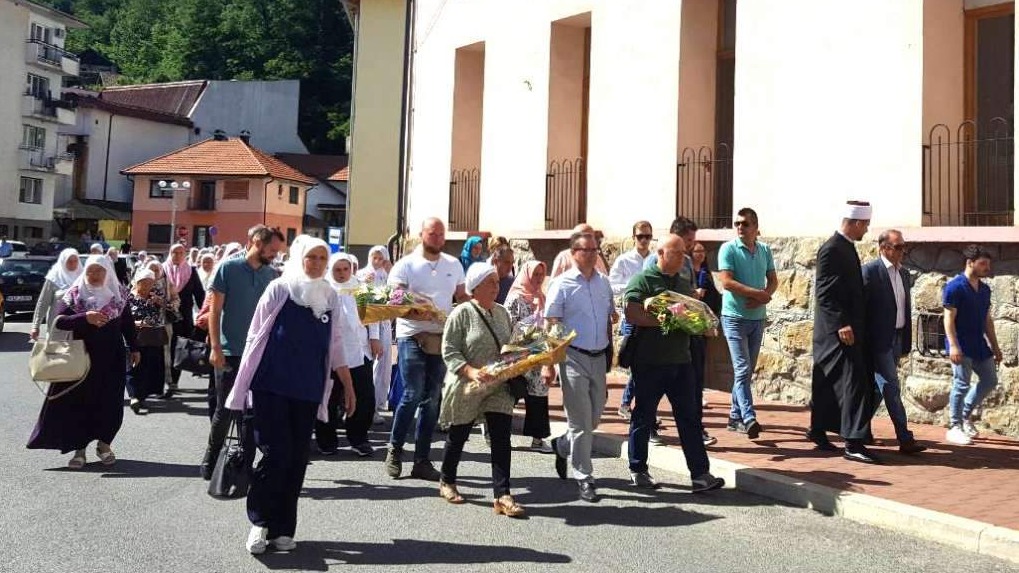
[29,327,91,400]
[616,326,640,370]
[136,325,170,347]
[470,304,528,401]
[208,417,250,499]
[173,337,212,375]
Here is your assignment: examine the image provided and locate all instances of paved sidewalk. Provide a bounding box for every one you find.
[527,372,1019,562]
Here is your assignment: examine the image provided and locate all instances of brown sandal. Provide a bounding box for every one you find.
[439,482,464,504]
[493,495,525,518]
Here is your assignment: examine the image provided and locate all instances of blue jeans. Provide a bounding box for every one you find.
[949,356,998,427]
[721,316,765,423]
[871,332,913,442]
[619,319,635,407]
[389,337,446,461]
[628,363,709,478]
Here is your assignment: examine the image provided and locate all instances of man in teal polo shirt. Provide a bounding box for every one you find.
[718,207,777,440]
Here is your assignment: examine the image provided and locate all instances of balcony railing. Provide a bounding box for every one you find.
[448,167,480,232]
[923,118,1014,227]
[25,39,79,76]
[676,143,733,229]
[188,194,216,211]
[545,157,586,231]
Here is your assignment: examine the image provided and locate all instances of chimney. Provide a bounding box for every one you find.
[239,130,252,145]
[212,129,227,141]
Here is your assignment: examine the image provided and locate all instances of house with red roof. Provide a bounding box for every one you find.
[122,133,315,250]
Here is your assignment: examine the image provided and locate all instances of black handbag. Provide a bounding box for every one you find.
[471,303,529,401]
[617,328,640,369]
[173,337,212,375]
[208,418,250,499]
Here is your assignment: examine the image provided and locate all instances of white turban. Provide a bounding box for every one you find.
[464,262,497,295]
[844,202,872,221]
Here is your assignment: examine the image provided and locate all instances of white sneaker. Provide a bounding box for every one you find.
[946,425,973,446]
[962,420,980,438]
[270,536,296,551]
[246,526,268,555]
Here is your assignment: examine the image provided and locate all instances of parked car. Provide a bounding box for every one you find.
[0,240,29,260]
[29,241,77,257]
[0,256,56,315]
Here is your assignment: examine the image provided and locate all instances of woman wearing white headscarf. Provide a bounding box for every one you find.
[27,255,140,469]
[142,260,180,398]
[225,235,356,555]
[436,263,523,517]
[357,245,394,415]
[164,243,206,395]
[314,253,381,456]
[197,253,217,291]
[30,248,82,342]
[125,269,168,415]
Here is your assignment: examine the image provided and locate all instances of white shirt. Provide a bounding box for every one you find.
[882,255,907,329]
[389,250,465,337]
[609,248,651,296]
[336,292,380,368]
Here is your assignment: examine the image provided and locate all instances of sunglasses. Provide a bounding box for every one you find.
[635,234,653,241]
[572,247,599,253]
[734,220,753,228]
[886,243,906,251]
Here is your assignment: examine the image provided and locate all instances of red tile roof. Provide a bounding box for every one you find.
[328,166,349,182]
[121,137,317,185]
[100,80,207,117]
[275,153,349,180]
[70,93,193,127]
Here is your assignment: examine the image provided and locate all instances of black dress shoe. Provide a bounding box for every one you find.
[898,440,927,455]
[805,431,838,451]
[578,482,600,503]
[843,447,881,464]
[199,463,213,481]
[551,437,567,480]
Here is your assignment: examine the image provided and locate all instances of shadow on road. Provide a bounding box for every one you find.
[0,331,31,353]
[254,538,571,570]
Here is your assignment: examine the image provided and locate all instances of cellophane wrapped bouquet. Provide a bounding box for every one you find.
[354,284,444,325]
[643,290,719,336]
[472,316,576,388]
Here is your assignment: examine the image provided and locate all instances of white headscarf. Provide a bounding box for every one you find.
[65,255,124,314]
[45,248,82,290]
[328,253,360,290]
[133,269,156,285]
[357,245,390,285]
[89,243,103,254]
[282,235,333,318]
[221,242,244,261]
[197,253,216,289]
[465,262,497,295]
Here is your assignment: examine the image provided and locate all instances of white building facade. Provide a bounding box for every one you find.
[0,0,84,241]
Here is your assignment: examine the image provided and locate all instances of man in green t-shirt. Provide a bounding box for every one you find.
[623,234,724,493]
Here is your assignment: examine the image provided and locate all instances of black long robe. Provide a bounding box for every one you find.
[810,232,874,440]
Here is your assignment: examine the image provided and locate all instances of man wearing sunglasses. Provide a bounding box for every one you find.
[609,221,654,421]
[861,230,925,454]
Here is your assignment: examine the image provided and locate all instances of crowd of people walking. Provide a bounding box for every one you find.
[22,201,1005,555]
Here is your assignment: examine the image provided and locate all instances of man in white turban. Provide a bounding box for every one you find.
[808,200,880,464]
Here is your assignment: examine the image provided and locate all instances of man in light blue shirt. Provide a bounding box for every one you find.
[542,233,616,503]
[718,207,777,439]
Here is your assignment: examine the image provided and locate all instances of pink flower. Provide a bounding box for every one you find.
[667,303,686,315]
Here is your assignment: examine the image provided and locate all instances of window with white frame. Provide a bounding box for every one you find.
[21,125,45,150]
[19,177,43,204]
[26,74,49,98]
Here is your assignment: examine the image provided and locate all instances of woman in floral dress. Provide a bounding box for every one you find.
[503,260,552,453]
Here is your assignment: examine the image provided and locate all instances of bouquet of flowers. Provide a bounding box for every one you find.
[643,290,719,336]
[354,284,444,325]
[474,320,576,385]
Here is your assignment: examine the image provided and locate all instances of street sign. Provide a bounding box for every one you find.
[208,226,218,237]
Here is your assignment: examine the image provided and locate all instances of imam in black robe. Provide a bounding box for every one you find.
[810,232,874,441]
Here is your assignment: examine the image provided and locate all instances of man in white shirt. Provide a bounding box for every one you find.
[385,218,468,481]
[861,229,925,454]
[609,221,653,421]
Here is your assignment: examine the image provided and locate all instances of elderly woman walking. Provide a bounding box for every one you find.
[30,248,82,342]
[357,245,394,417]
[225,236,356,555]
[503,260,553,453]
[164,243,206,396]
[438,263,524,517]
[27,255,139,469]
[126,269,168,415]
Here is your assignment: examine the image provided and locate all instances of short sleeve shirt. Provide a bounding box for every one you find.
[718,239,775,321]
[211,258,278,356]
[389,251,465,337]
[545,268,614,351]
[624,266,692,365]
[942,274,992,360]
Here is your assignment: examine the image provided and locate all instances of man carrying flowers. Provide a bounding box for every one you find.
[623,234,725,493]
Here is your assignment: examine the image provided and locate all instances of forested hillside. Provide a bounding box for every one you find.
[41,0,354,153]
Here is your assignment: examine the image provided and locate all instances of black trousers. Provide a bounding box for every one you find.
[441,412,512,498]
[522,394,551,439]
[315,360,374,451]
[247,390,318,539]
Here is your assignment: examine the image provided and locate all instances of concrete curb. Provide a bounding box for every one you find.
[545,421,1019,565]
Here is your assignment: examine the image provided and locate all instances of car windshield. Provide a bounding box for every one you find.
[0,260,52,277]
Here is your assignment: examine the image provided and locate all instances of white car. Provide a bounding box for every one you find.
[0,241,28,260]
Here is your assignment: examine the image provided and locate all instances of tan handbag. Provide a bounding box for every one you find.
[29,338,91,400]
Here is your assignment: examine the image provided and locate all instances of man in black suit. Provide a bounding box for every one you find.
[808,201,879,464]
[861,230,925,454]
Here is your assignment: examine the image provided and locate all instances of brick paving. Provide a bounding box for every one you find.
[538,372,1019,530]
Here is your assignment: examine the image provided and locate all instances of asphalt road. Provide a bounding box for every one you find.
[1,317,1016,573]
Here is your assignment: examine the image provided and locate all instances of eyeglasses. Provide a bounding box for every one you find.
[635,234,653,241]
[734,220,753,228]
[572,248,599,254]
[886,243,906,251]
